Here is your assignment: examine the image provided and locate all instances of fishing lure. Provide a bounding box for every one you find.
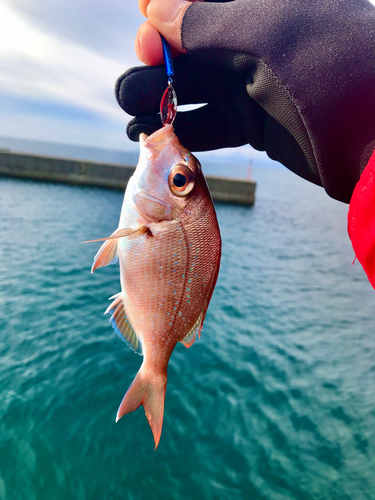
[159,35,177,126]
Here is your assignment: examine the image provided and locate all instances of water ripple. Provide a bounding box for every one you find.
[0,174,375,500]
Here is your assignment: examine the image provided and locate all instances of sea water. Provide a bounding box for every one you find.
[0,166,374,500]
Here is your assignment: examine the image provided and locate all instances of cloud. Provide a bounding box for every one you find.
[1,0,373,158]
[0,1,137,116]
[6,0,144,60]
[0,0,275,160]
[0,0,142,149]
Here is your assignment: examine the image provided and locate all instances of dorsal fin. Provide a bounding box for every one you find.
[105,293,142,355]
[180,313,203,348]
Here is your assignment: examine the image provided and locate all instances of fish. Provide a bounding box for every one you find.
[86,124,221,449]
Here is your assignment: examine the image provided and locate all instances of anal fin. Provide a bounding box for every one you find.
[105,293,142,355]
[180,313,203,348]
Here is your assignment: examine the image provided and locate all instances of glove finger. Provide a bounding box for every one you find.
[127,104,248,151]
[116,56,236,116]
[175,104,249,150]
[126,115,161,140]
[116,65,165,116]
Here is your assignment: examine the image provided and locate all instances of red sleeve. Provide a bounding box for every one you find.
[348,150,375,288]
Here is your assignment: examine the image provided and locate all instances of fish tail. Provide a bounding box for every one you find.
[116,365,167,450]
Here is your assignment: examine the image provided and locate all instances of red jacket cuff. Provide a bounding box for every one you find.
[348,150,375,288]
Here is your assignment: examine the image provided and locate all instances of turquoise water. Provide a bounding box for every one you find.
[0,167,374,500]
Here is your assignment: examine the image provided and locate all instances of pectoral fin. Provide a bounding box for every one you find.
[82,226,146,244]
[83,226,147,272]
[91,238,119,272]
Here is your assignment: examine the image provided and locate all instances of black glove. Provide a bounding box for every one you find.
[116,0,375,203]
[116,57,321,187]
[116,56,260,151]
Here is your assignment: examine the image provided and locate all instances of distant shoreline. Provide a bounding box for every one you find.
[0,150,256,205]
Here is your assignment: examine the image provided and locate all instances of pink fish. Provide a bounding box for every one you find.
[87,125,221,448]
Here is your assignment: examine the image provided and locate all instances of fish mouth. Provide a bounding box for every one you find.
[140,125,175,159]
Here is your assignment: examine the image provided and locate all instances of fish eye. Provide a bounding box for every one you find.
[168,164,196,197]
[173,173,186,188]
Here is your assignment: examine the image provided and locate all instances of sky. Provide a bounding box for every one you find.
[0,0,269,162]
[1,0,375,159]
[0,0,145,152]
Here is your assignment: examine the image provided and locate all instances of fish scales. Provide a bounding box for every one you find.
[88,125,221,448]
[120,213,219,351]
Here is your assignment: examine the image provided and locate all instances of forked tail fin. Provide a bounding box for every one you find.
[116,366,167,450]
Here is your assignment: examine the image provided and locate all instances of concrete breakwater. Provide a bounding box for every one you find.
[0,150,256,205]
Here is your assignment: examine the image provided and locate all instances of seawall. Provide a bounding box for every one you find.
[0,150,256,205]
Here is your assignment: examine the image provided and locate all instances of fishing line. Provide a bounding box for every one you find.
[160,35,177,126]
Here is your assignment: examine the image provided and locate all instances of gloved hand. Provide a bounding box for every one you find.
[117,56,319,186]
[117,0,375,203]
